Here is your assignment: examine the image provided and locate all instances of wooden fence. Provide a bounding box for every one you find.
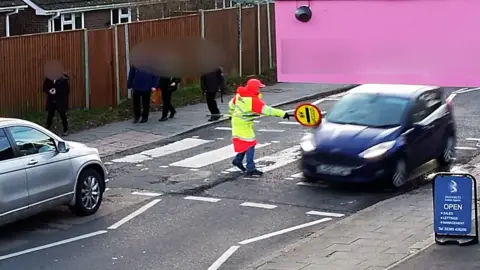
[0,3,276,117]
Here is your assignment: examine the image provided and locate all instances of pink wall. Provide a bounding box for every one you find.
[276,0,480,87]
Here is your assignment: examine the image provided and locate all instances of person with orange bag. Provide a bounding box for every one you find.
[228,79,290,176]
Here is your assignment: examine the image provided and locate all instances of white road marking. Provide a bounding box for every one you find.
[238,218,332,245]
[159,165,169,168]
[311,98,325,105]
[291,172,303,178]
[455,87,480,94]
[254,120,260,123]
[272,140,280,143]
[131,191,162,197]
[221,171,230,174]
[278,121,300,125]
[285,109,294,113]
[296,181,328,187]
[112,138,210,163]
[323,97,340,101]
[306,211,345,218]
[258,129,284,132]
[105,188,110,191]
[104,162,113,165]
[216,137,225,140]
[226,146,300,173]
[189,168,199,171]
[0,230,108,261]
[107,199,161,229]
[243,177,256,180]
[285,177,294,180]
[455,146,477,150]
[240,202,277,209]
[170,143,270,168]
[207,245,240,270]
[466,138,480,141]
[185,196,221,202]
[215,127,232,130]
[192,136,199,138]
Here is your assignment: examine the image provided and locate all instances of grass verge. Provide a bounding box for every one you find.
[24,68,277,134]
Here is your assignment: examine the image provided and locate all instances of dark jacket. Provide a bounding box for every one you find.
[127,66,159,92]
[43,73,70,112]
[201,68,226,93]
[158,76,181,92]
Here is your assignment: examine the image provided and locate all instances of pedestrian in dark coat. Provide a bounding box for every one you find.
[201,67,226,121]
[127,65,159,123]
[158,76,181,121]
[43,73,70,136]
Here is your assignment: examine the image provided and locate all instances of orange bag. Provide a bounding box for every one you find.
[151,88,162,104]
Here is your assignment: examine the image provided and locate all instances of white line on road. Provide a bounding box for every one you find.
[311,98,325,105]
[131,191,162,197]
[189,168,199,171]
[0,230,108,261]
[272,140,280,143]
[159,165,169,168]
[278,121,300,125]
[240,202,277,209]
[238,218,332,245]
[285,177,294,180]
[171,143,270,168]
[296,181,328,187]
[215,127,232,130]
[291,172,303,178]
[258,129,284,132]
[112,138,210,163]
[108,199,161,230]
[226,146,300,172]
[455,146,477,150]
[455,87,480,94]
[306,211,345,218]
[207,245,240,270]
[184,196,221,202]
[466,138,480,141]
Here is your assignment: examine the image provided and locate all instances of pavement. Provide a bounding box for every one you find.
[2,85,480,270]
[67,82,354,158]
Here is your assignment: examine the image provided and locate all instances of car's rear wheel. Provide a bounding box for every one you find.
[69,169,104,216]
[437,135,455,166]
[390,159,407,188]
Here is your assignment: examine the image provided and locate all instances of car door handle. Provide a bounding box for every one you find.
[27,160,38,165]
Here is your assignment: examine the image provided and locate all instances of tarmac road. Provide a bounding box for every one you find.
[2,87,480,270]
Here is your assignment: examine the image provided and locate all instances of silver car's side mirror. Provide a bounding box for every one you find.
[57,141,69,153]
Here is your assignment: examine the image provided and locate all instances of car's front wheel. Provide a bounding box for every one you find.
[390,159,407,188]
[437,135,455,166]
[69,169,104,216]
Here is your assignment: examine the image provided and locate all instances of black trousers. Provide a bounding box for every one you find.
[205,91,220,115]
[46,104,68,132]
[162,89,176,118]
[133,90,151,120]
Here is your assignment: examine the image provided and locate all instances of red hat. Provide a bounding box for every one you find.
[246,78,265,89]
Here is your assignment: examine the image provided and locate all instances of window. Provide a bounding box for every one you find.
[8,127,56,156]
[111,8,131,25]
[0,129,14,162]
[419,90,442,115]
[50,13,84,32]
[410,99,428,123]
[325,93,410,128]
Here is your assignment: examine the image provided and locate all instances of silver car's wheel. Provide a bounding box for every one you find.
[392,160,407,188]
[81,176,100,210]
[70,169,104,216]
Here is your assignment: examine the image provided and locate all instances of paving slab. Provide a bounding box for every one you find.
[66,83,355,157]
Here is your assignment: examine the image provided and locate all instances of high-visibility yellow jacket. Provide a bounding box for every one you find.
[228,86,285,153]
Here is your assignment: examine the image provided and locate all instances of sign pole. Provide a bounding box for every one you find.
[433,172,478,246]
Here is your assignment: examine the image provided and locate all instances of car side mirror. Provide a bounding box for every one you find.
[57,141,69,153]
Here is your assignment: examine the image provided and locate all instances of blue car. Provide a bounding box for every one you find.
[300,84,456,188]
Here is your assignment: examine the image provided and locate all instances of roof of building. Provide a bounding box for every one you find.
[0,0,28,9]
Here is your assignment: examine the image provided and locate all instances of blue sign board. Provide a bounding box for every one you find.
[434,175,473,235]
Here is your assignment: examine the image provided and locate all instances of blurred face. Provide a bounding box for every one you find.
[45,61,63,80]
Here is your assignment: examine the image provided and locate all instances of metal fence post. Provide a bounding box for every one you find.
[83,29,90,109]
[200,9,205,39]
[266,1,273,69]
[257,2,261,74]
[113,25,121,105]
[238,4,243,77]
[124,24,131,99]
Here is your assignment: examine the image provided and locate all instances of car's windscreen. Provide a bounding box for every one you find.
[325,93,409,128]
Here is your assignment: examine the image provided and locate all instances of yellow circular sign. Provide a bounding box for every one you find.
[294,103,322,127]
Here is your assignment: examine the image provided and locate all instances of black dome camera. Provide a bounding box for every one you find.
[295,5,312,23]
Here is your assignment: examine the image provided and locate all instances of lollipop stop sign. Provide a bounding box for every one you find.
[294,103,322,127]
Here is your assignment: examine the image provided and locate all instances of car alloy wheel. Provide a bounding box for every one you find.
[81,176,100,210]
[392,160,407,187]
[443,137,454,163]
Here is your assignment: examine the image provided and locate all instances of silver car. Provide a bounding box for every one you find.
[0,118,107,227]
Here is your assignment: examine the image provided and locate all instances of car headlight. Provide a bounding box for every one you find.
[300,133,316,152]
[359,141,396,159]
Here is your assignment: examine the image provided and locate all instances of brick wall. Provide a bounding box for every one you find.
[0,13,5,37]
[10,7,48,35]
